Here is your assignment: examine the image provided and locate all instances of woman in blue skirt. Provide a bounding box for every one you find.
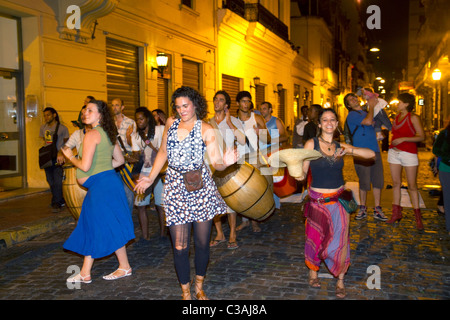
[62,100,135,284]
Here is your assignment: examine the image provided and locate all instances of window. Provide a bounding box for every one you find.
[181,0,193,9]
[182,59,200,92]
[106,38,140,118]
[221,74,240,116]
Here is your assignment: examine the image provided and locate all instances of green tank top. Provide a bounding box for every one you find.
[76,126,114,179]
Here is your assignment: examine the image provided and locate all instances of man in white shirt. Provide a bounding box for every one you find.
[111,98,137,213]
[209,90,246,249]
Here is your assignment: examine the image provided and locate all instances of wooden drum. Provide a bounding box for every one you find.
[272,167,297,198]
[212,162,275,221]
[62,165,87,220]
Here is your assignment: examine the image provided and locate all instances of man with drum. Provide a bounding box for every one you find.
[209,90,246,249]
[236,91,271,232]
[111,98,137,213]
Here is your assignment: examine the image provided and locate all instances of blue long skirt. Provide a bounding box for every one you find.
[63,170,135,259]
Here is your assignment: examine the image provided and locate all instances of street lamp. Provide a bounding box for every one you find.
[151,52,169,77]
[432,68,441,81]
[432,68,441,129]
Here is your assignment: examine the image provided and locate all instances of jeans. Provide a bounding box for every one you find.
[44,162,64,206]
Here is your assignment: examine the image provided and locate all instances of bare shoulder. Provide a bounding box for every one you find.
[304,138,315,150]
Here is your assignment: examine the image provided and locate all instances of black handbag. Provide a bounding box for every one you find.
[39,122,60,169]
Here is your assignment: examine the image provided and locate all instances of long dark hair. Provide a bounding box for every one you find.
[171,86,208,120]
[89,100,117,145]
[135,107,156,142]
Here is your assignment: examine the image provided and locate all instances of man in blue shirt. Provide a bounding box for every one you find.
[343,93,387,221]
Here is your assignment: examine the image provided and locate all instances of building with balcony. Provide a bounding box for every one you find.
[408,0,450,134]
[0,0,367,193]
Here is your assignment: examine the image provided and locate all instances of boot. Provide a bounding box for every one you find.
[387,204,403,224]
[414,208,424,230]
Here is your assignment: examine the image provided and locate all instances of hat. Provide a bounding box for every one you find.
[268,149,322,179]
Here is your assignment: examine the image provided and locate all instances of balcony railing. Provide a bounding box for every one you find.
[222,0,246,19]
[223,0,289,42]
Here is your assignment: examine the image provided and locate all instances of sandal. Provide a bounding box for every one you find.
[210,239,225,247]
[227,241,239,250]
[67,273,92,284]
[194,275,209,300]
[102,268,132,281]
[181,283,192,300]
[308,277,321,288]
[336,279,346,299]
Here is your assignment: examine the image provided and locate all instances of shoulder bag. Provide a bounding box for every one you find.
[39,122,60,169]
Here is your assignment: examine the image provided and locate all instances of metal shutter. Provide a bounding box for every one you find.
[157,77,169,116]
[221,74,240,116]
[106,38,140,118]
[277,90,285,123]
[254,85,265,110]
[182,59,200,92]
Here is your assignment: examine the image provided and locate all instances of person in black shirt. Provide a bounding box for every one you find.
[302,104,322,143]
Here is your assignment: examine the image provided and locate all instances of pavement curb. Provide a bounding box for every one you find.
[0,213,74,249]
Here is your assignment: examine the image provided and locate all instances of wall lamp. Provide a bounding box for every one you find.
[250,76,260,89]
[151,52,169,77]
[432,68,441,81]
[273,83,283,94]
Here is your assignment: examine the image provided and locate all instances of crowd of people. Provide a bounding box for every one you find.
[38,86,449,300]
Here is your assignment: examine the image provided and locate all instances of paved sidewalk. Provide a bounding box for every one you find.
[0,149,448,302]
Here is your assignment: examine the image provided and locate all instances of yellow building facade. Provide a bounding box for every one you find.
[0,0,319,190]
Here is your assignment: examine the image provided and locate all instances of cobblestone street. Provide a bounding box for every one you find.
[0,151,449,303]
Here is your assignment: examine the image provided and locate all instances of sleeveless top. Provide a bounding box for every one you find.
[167,119,205,172]
[261,116,279,151]
[309,137,344,189]
[239,112,259,154]
[390,112,417,154]
[77,127,114,179]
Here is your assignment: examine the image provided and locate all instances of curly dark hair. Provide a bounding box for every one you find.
[135,106,156,141]
[171,86,208,120]
[89,100,118,145]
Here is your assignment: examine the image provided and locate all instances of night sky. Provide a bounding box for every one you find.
[364,0,410,81]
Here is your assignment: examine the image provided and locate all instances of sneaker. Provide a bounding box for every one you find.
[355,205,367,220]
[373,206,388,221]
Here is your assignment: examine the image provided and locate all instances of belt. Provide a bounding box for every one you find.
[308,188,344,204]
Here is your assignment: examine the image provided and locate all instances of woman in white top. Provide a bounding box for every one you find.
[132,107,165,239]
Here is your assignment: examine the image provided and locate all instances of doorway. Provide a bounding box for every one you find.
[0,15,24,190]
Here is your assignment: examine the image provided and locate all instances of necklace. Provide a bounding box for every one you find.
[319,136,333,151]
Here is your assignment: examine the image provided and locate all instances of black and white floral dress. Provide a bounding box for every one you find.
[164,118,226,226]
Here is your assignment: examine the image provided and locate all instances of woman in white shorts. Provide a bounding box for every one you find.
[386,93,425,229]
